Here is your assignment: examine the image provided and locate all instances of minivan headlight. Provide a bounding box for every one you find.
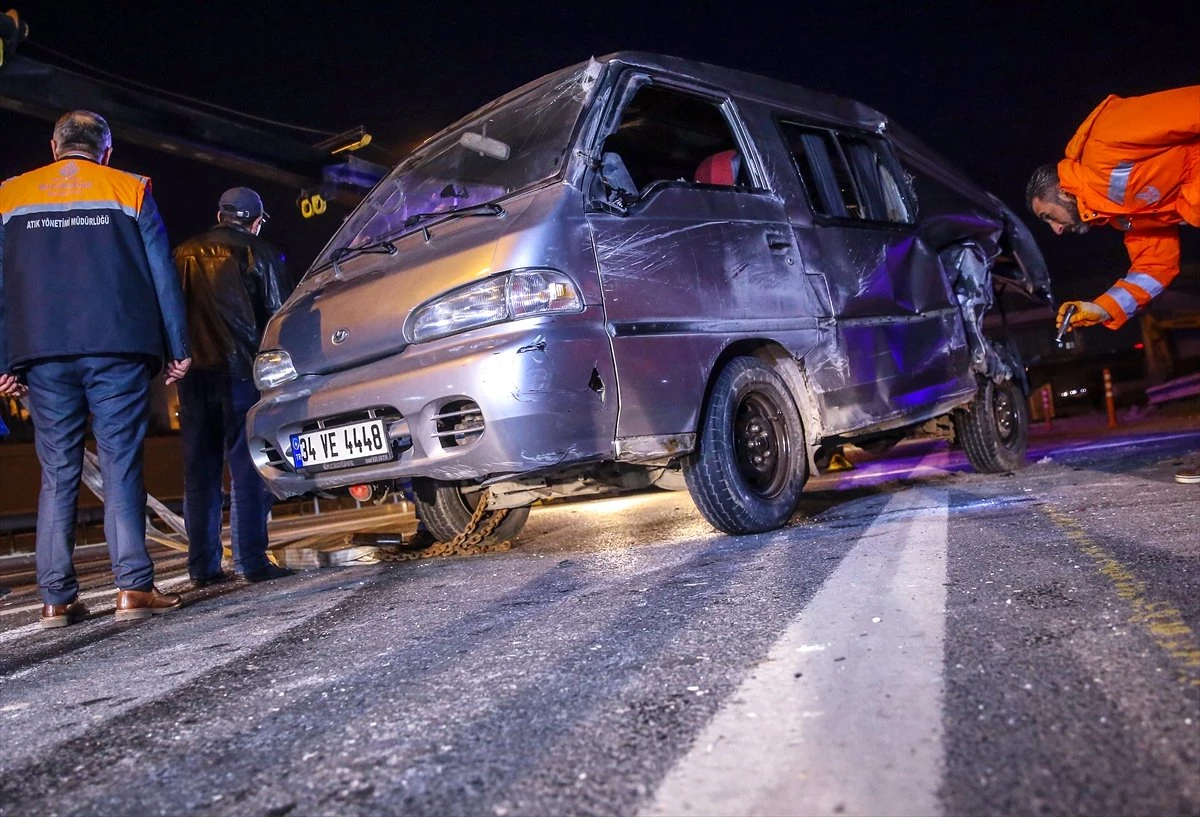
[407,269,583,343]
[253,349,298,390]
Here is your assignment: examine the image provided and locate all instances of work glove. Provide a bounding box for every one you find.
[1055,300,1108,333]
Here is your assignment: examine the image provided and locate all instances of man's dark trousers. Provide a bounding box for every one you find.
[24,356,154,605]
[178,369,272,579]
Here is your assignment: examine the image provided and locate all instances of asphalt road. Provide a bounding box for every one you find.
[1,416,1198,817]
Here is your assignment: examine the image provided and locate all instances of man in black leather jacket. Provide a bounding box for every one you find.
[174,187,297,586]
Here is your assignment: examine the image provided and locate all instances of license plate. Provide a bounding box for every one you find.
[290,418,392,471]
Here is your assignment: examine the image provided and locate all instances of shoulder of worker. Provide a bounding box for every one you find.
[1067,86,1200,159]
[70,159,151,189]
[173,224,282,259]
[227,224,285,259]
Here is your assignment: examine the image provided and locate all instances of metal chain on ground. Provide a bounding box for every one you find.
[358,488,513,563]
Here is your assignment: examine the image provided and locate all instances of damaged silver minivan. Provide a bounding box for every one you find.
[247,52,1052,541]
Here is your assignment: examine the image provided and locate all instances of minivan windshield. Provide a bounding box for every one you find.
[312,62,595,271]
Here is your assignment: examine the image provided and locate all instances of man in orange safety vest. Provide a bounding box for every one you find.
[1026,85,1199,483]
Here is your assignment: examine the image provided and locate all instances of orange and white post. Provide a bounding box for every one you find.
[1103,368,1117,428]
[1038,384,1054,430]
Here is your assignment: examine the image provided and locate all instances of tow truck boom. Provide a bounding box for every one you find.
[0,9,386,214]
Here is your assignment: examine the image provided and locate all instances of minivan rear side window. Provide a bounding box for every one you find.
[779,121,914,224]
[602,83,751,191]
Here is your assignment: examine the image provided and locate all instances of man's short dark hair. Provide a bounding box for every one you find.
[1026,164,1060,211]
[216,211,258,229]
[52,110,112,159]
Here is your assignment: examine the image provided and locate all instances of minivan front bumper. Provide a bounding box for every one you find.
[246,310,617,498]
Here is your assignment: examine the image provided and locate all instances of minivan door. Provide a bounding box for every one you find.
[585,78,823,443]
[775,120,973,434]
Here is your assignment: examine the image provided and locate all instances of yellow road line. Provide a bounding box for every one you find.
[1048,506,1200,687]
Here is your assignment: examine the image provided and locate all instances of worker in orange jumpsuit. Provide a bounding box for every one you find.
[1026,85,1199,484]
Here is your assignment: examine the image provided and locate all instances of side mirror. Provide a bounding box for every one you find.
[459,132,510,161]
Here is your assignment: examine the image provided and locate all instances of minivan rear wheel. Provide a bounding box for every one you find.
[684,357,807,534]
[411,478,530,547]
[953,376,1029,473]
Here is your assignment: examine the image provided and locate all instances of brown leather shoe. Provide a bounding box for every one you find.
[41,599,90,629]
[114,587,182,621]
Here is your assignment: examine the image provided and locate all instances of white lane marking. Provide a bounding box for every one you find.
[0,575,192,622]
[835,446,953,484]
[1047,430,1200,456]
[0,623,42,645]
[0,577,352,774]
[643,489,949,817]
[0,578,194,649]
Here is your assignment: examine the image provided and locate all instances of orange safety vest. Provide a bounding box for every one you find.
[1056,85,1200,328]
[1,158,186,369]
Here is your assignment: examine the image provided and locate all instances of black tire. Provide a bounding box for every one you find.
[411,478,530,545]
[683,357,807,534]
[953,376,1029,473]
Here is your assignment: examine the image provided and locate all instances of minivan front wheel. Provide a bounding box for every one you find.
[411,478,530,548]
[684,357,807,534]
[953,376,1029,473]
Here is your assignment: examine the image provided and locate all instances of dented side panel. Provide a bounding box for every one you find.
[789,220,975,434]
[590,186,822,439]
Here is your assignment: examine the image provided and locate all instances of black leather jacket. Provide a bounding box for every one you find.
[173,223,294,378]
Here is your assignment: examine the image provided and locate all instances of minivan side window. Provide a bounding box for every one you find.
[602,83,751,192]
[779,121,914,224]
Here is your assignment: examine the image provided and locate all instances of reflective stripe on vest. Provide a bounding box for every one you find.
[1104,284,1140,320]
[2,198,139,224]
[1107,160,1134,205]
[1124,272,1166,298]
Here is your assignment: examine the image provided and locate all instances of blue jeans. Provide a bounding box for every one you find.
[24,356,154,604]
[178,370,273,577]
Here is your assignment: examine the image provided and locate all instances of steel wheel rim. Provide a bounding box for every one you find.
[993,385,1017,445]
[458,485,484,514]
[733,389,790,498]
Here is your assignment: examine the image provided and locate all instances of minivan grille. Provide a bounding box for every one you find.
[432,400,484,449]
[260,440,287,466]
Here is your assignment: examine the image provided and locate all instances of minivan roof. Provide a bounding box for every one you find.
[595,51,994,202]
[596,51,889,131]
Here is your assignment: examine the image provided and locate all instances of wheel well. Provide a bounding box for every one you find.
[696,340,825,474]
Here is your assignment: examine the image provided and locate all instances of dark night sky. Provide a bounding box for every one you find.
[2,0,1198,297]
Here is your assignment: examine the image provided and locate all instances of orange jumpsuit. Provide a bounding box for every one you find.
[1056,85,1200,328]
